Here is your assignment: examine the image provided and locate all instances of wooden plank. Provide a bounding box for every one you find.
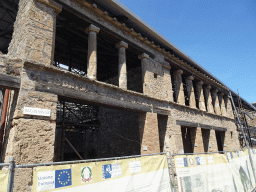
[212,126,227,132]
[199,123,227,131]
[199,123,212,130]
[176,120,198,127]
[153,107,170,115]
[0,73,20,90]
[35,82,152,113]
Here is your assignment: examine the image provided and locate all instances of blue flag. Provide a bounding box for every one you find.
[55,169,72,188]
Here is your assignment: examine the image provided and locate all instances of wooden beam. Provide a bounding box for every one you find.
[35,82,152,113]
[0,73,20,90]
[176,120,198,127]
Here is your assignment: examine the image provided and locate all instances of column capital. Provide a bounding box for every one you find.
[175,69,183,74]
[196,81,203,85]
[162,61,171,69]
[86,24,100,34]
[213,89,218,93]
[218,92,224,96]
[37,0,62,14]
[204,85,211,89]
[224,95,231,99]
[138,53,149,60]
[116,41,128,49]
[187,76,194,81]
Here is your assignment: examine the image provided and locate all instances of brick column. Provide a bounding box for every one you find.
[86,24,100,80]
[7,0,62,65]
[208,129,218,152]
[195,81,206,111]
[203,85,214,113]
[116,41,128,90]
[185,76,196,108]
[224,95,234,119]
[212,89,221,115]
[173,69,185,105]
[191,128,204,153]
[138,112,160,154]
[162,61,173,102]
[218,92,227,116]
[139,53,150,96]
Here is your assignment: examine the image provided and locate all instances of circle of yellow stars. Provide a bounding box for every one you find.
[58,171,71,185]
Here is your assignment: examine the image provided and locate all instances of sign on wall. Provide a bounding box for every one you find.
[23,107,51,117]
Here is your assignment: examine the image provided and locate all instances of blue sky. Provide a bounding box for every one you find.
[118,0,256,103]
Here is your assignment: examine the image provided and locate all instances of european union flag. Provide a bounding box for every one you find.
[55,169,72,189]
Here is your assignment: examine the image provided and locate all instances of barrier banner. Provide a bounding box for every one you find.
[0,170,9,192]
[174,151,256,192]
[227,149,256,192]
[32,154,172,192]
[250,148,256,176]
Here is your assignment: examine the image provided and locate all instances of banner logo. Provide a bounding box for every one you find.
[55,169,72,188]
[102,163,122,179]
[37,169,72,191]
[81,167,92,183]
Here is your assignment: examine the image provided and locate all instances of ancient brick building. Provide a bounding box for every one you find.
[0,0,256,190]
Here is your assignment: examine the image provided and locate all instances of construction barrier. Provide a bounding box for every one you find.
[0,161,11,192]
[173,148,256,192]
[2,149,256,191]
[0,170,9,192]
[32,153,172,192]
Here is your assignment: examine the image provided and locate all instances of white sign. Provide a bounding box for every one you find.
[37,171,55,191]
[23,107,51,117]
[207,156,214,164]
[129,161,142,174]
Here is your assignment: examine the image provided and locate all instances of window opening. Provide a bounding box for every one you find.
[181,126,194,153]
[201,129,210,152]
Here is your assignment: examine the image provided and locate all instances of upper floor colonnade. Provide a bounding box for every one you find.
[5,0,234,119]
[68,23,233,118]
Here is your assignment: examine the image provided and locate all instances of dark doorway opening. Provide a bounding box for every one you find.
[158,114,168,152]
[201,129,210,152]
[215,130,225,151]
[181,127,194,153]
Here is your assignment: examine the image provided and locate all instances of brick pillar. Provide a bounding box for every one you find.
[203,85,214,113]
[173,69,185,105]
[218,92,227,116]
[212,89,221,115]
[191,128,204,153]
[139,53,150,96]
[208,129,218,152]
[3,1,61,191]
[116,41,128,90]
[224,95,234,119]
[86,24,100,80]
[195,81,206,111]
[185,76,196,108]
[162,61,173,102]
[138,112,160,154]
[7,0,61,65]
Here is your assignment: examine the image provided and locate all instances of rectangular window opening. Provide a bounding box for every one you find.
[181,126,194,153]
[201,129,210,152]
